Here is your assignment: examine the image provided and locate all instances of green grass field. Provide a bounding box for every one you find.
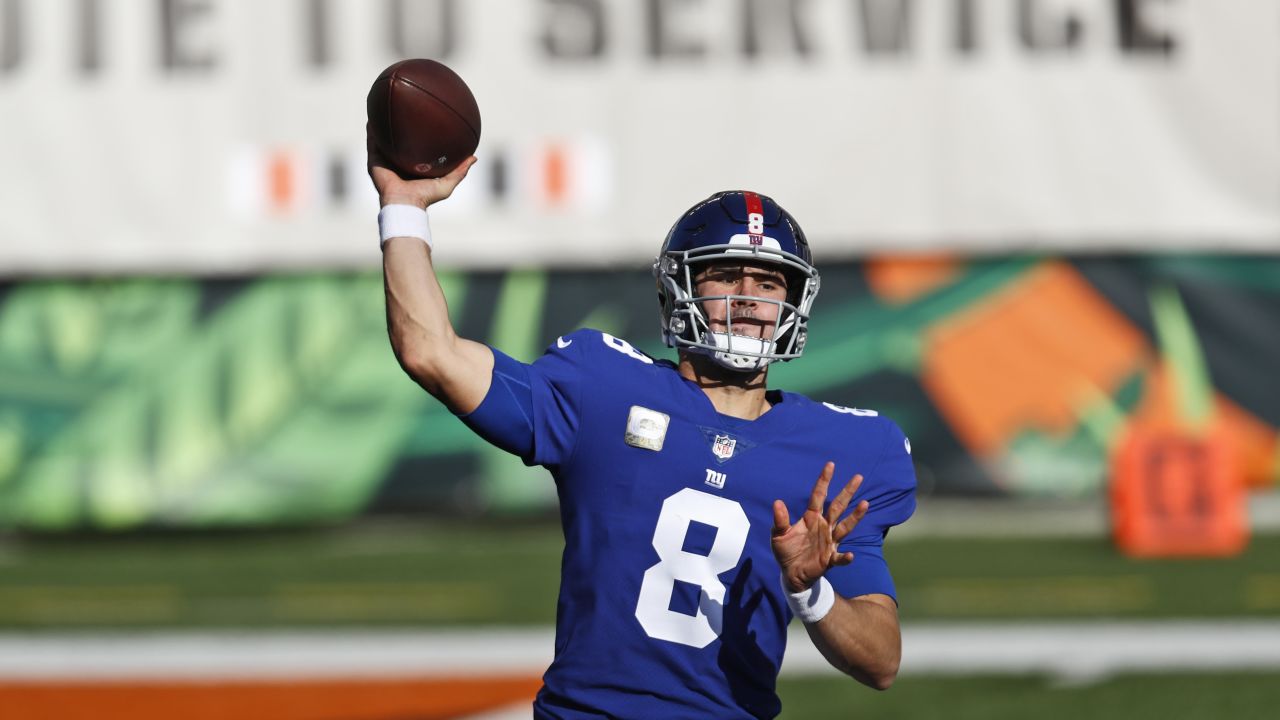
[2,522,1278,718]
[776,672,1280,719]
[0,520,1277,628]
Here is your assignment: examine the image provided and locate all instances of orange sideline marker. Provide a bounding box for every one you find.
[1111,424,1248,557]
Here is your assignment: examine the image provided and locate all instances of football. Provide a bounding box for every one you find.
[366,59,481,179]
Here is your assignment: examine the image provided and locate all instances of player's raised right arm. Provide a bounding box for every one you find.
[371,153,493,414]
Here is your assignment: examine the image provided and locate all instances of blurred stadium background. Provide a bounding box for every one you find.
[1,1,1279,718]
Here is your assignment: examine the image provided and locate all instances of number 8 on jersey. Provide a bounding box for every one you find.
[634,488,751,648]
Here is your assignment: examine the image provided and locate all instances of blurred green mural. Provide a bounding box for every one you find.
[0,256,1277,530]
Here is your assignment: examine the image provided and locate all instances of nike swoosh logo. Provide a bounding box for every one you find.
[557,337,573,349]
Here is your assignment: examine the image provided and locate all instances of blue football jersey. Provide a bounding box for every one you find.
[483,329,916,719]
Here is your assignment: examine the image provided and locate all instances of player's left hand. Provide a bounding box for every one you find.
[772,462,867,593]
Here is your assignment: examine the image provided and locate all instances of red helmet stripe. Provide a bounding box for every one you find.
[743,191,764,244]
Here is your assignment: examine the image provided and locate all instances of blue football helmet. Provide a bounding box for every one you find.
[653,190,821,372]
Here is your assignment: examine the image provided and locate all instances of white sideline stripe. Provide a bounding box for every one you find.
[0,630,556,680]
[893,622,1280,677]
[2,623,1280,681]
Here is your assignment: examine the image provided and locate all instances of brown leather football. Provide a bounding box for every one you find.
[366,59,481,179]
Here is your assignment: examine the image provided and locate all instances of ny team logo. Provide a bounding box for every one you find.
[712,434,737,460]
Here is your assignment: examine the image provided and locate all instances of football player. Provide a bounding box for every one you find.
[372,154,916,719]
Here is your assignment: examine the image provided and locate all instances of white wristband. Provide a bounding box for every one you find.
[379,204,433,250]
[783,575,835,624]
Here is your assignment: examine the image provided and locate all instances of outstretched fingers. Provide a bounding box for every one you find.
[826,473,863,526]
[772,499,791,537]
[807,462,835,514]
[833,499,870,542]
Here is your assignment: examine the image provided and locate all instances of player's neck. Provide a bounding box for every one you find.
[677,352,772,421]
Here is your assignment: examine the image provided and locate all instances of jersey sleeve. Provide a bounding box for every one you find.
[456,330,590,468]
[524,331,591,467]
[826,418,918,602]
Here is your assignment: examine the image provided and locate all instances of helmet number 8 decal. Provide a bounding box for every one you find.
[635,488,750,648]
[747,212,765,235]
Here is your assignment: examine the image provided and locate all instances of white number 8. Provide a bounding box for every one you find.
[603,332,654,364]
[634,488,750,648]
[823,401,878,417]
[747,212,765,235]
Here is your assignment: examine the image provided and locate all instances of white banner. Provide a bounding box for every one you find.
[0,0,1277,273]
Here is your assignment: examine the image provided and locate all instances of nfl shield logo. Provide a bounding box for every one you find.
[712,435,737,460]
